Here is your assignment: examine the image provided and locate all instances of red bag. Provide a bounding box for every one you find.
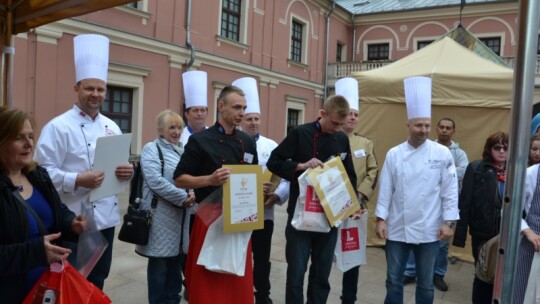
[23,261,111,304]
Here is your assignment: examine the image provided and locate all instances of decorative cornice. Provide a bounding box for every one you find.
[354,2,518,25]
[33,27,63,45]
[36,18,323,93]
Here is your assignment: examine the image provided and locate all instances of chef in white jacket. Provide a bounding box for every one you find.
[234,77,289,304]
[35,34,133,290]
[375,76,459,304]
[180,70,209,147]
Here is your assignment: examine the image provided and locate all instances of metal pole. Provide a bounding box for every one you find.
[493,0,540,303]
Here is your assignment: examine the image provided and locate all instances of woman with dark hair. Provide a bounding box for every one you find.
[0,107,85,303]
[529,134,540,166]
[452,131,508,304]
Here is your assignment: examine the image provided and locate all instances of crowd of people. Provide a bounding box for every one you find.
[2,31,540,304]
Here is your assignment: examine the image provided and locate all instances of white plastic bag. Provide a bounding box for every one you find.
[334,213,368,272]
[196,215,251,276]
[77,202,108,278]
[291,169,330,232]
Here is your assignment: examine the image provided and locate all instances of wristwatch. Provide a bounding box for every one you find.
[444,220,457,229]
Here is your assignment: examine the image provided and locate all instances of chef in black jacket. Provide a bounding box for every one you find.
[174,85,258,304]
[267,95,357,304]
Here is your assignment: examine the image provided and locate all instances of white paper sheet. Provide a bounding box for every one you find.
[89,133,132,202]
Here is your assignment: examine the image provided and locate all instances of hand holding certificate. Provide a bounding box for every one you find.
[307,156,360,227]
[222,165,264,232]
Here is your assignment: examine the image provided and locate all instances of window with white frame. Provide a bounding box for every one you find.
[417,40,433,50]
[480,37,501,56]
[337,43,344,62]
[107,62,150,153]
[285,96,306,135]
[102,86,133,134]
[290,19,304,63]
[367,43,389,60]
[221,0,242,41]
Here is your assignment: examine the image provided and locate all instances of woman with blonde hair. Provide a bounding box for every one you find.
[135,110,195,304]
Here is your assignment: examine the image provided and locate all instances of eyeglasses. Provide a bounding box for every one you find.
[492,145,508,152]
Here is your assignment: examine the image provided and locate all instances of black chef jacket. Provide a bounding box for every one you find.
[174,121,259,202]
[267,120,357,216]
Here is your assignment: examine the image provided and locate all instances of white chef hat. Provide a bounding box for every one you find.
[232,77,260,114]
[74,34,109,83]
[182,71,208,109]
[335,77,359,111]
[404,76,432,120]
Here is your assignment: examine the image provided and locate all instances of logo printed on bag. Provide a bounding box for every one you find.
[341,228,360,251]
[305,186,324,213]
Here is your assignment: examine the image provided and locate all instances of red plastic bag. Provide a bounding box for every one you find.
[23,261,111,304]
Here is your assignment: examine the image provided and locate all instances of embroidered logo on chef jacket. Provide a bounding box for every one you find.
[244,152,254,164]
[428,159,443,169]
[353,149,366,158]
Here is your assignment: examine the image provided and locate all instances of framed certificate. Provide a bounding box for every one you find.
[222,165,264,232]
[307,156,360,227]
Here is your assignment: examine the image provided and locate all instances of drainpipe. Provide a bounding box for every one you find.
[185,0,195,70]
[324,1,335,101]
[351,13,356,63]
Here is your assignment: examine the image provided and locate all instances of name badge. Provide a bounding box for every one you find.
[354,149,366,158]
[340,152,348,160]
[244,152,254,164]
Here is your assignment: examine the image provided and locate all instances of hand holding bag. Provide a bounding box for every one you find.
[334,213,368,272]
[291,169,330,232]
[23,261,111,304]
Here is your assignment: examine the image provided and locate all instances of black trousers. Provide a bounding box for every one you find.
[252,219,274,300]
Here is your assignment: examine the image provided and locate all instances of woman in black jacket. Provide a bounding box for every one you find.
[0,107,85,303]
[452,131,508,304]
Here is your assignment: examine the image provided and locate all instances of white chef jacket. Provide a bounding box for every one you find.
[257,135,289,221]
[375,140,459,243]
[522,164,540,232]
[35,105,122,230]
[180,124,208,148]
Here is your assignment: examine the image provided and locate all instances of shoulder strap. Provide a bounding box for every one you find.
[156,142,164,176]
[150,142,165,209]
[12,190,49,236]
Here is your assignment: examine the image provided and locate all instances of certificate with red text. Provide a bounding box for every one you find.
[222,165,264,233]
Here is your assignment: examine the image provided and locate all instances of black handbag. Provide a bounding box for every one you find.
[118,202,154,245]
[118,143,163,245]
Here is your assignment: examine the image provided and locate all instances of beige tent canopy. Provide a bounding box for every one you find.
[351,37,514,262]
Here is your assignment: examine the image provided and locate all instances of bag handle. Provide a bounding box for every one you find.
[12,189,49,236]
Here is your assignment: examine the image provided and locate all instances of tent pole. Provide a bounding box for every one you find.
[493,0,540,302]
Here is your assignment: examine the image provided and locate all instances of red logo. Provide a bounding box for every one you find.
[304,186,324,213]
[341,228,360,251]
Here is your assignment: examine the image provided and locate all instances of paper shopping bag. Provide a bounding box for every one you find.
[291,169,330,232]
[196,215,252,276]
[334,213,368,272]
[23,261,111,304]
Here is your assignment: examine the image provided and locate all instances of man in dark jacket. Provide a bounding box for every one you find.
[267,95,357,304]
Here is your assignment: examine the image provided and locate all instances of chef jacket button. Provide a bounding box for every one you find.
[222,159,225,163]
[315,152,319,155]
[219,139,223,144]
[240,160,244,163]
[88,143,91,146]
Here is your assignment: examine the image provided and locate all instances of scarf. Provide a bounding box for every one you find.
[492,163,506,182]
